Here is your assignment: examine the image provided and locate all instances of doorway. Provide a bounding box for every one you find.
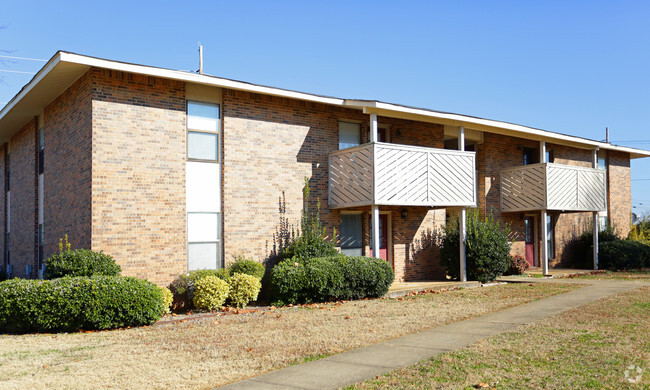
[524,216,538,267]
[370,213,392,264]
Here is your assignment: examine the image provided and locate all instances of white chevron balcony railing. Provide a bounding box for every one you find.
[500,163,607,212]
[328,142,476,209]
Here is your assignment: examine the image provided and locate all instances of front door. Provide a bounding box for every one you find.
[524,216,535,267]
[370,214,389,260]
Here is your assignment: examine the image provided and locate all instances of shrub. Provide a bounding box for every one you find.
[561,224,620,268]
[278,178,338,262]
[169,268,230,311]
[333,256,394,300]
[0,276,163,333]
[44,249,121,279]
[229,257,265,279]
[192,275,230,311]
[227,273,262,308]
[270,255,394,306]
[599,240,650,270]
[160,286,173,315]
[504,255,529,276]
[440,209,512,283]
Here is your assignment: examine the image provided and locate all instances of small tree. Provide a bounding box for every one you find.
[440,209,511,283]
[278,178,338,262]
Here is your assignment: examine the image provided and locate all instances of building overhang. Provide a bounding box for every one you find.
[1,51,649,160]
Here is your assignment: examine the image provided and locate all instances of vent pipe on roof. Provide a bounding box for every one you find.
[198,42,204,75]
[606,127,609,143]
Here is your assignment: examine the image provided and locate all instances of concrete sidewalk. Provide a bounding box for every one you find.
[218,280,648,390]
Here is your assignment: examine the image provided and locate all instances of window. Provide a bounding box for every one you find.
[187,101,220,161]
[187,213,220,270]
[340,214,363,256]
[598,156,606,170]
[523,147,539,165]
[545,150,554,163]
[186,101,222,270]
[38,128,44,174]
[339,122,361,149]
[38,225,44,269]
[546,215,554,259]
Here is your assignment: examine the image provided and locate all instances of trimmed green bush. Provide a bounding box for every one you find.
[440,209,512,283]
[169,268,230,311]
[599,240,650,270]
[229,257,265,279]
[0,276,163,333]
[270,255,394,306]
[333,256,394,300]
[504,255,529,276]
[193,275,230,311]
[561,224,620,269]
[227,273,262,308]
[44,249,121,279]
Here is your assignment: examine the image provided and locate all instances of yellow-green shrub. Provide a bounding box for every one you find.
[228,273,262,308]
[193,275,229,311]
[159,286,173,314]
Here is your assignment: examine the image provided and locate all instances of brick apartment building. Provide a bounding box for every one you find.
[0,51,648,286]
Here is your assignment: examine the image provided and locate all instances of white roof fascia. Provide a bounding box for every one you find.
[0,53,63,122]
[347,100,650,158]
[59,52,346,106]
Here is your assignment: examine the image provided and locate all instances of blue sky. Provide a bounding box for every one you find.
[2,1,650,216]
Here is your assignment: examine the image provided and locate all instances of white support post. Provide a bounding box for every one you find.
[371,205,380,258]
[369,113,378,143]
[592,148,599,270]
[541,210,549,276]
[540,141,546,163]
[459,126,467,281]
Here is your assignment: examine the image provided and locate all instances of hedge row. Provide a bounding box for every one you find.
[270,256,394,306]
[599,240,650,270]
[0,276,163,333]
[44,249,121,279]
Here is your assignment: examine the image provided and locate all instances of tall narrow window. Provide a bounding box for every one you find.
[4,149,9,276]
[38,129,44,271]
[186,101,221,271]
[546,215,554,259]
[598,152,608,230]
[340,214,363,256]
[339,122,361,150]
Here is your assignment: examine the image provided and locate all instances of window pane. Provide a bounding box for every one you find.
[188,101,219,132]
[341,214,362,249]
[188,243,218,270]
[186,162,220,212]
[339,122,360,149]
[598,157,606,170]
[188,213,219,242]
[188,132,218,160]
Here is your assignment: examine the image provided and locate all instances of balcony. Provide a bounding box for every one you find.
[328,142,476,209]
[500,163,606,212]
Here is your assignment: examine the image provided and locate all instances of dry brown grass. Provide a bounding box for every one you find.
[351,286,650,389]
[0,283,578,389]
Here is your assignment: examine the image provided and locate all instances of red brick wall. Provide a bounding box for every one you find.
[9,119,37,277]
[90,68,187,286]
[44,71,93,258]
[608,151,631,237]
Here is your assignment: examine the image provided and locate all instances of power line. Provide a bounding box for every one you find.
[0,55,46,62]
[0,69,35,74]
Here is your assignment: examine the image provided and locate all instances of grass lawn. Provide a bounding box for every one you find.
[349,285,650,390]
[0,283,578,389]
[568,269,650,281]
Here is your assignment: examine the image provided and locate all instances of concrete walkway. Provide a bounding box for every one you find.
[218,279,648,390]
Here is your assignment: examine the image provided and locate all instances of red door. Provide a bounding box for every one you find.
[370,214,389,260]
[524,217,535,267]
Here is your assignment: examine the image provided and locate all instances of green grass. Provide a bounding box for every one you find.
[349,286,650,389]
